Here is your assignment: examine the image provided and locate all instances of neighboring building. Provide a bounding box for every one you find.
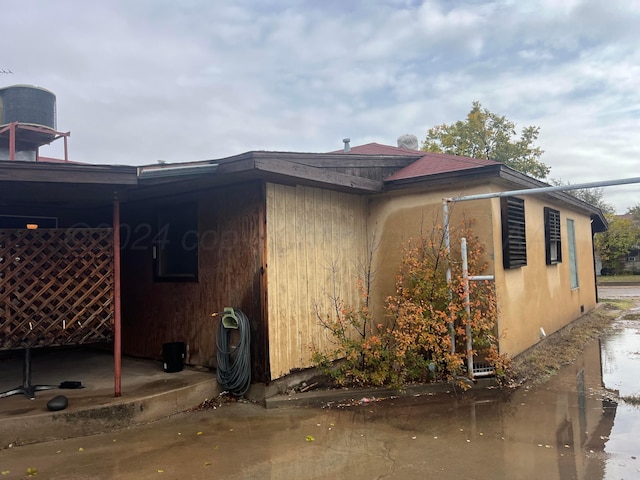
[0,141,607,385]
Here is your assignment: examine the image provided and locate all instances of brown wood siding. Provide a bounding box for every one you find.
[120,181,267,381]
[266,183,368,379]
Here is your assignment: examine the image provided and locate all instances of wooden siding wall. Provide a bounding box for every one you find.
[266,183,368,379]
[120,182,267,381]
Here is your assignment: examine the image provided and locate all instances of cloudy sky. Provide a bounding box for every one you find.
[2,0,639,212]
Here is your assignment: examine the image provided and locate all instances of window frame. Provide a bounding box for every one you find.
[153,202,199,282]
[544,207,562,265]
[501,196,527,269]
[567,218,579,289]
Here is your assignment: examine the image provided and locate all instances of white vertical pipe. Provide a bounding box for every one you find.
[461,237,474,379]
[443,199,455,353]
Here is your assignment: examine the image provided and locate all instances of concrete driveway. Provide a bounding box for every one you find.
[599,284,640,298]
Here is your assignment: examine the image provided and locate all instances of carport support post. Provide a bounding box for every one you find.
[113,196,122,397]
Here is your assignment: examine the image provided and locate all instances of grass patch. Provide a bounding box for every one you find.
[511,303,626,386]
[597,275,640,284]
[599,298,634,310]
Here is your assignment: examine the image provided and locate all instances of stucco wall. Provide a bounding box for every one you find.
[367,183,598,360]
[367,185,496,329]
[265,183,368,379]
[492,195,597,357]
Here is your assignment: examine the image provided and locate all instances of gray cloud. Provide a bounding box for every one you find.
[2,0,639,211]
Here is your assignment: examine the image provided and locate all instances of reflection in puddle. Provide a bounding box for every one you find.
[3,320,640,479]
[357,320,640,479]
[601,320,640,398]
[600,320,640,478]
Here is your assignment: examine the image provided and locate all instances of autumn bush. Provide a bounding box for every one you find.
[311,218,511,389]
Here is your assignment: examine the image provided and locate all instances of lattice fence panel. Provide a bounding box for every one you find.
[0,229,114,349]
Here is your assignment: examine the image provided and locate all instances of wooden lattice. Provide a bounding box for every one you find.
[0,229,114,349]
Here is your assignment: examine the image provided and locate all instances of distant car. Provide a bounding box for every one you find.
[600,267,613,276]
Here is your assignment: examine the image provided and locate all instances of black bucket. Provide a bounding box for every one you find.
[162,342,185,373]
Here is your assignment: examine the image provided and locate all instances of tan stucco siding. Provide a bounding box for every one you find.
[265,183,368,379]
[367,186,496,326]
[493,195,597,357]
[367,184,598,361]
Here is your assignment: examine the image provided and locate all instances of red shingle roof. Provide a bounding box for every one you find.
[330,142,426,156]
[330,142,499,181]
[386,151,499,181]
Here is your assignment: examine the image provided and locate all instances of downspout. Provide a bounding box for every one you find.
[113,196,122,397]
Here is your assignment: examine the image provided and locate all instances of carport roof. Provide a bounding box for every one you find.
[0,160,138,208]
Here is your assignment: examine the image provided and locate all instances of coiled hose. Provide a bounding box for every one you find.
[216,309,251,396]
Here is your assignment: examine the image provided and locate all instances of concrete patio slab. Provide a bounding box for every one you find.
[0,347,220,447]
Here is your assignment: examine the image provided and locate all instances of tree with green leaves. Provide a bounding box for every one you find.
[627,204,640,224]
[423,101,550,179]
[595,214,640,274]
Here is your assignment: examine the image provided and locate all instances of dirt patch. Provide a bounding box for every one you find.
[510,303,632,386]
[188,392,244,411]
[283,300,639,395]
[283,375,338,394]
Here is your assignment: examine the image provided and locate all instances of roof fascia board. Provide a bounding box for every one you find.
[252,151,417,168]
[0,161,138,185]
[495,167,606,216]
[384,164,502,190]
[253,157,382,192]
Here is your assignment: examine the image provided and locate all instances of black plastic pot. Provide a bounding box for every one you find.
[162,342,185,373]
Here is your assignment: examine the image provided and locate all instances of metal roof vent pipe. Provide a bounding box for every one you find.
[343,138,351,153]
[397,134,419,150]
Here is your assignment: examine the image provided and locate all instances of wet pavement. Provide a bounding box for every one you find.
[1,299,640,479]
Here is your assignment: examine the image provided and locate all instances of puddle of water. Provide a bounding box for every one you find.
[3,320,640,479]
[601,320,640,397]
[599,319,640,479]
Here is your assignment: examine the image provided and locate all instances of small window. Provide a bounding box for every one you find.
[544,207,562,265]
[501,197,527,269]
[153,202,198,282]
[567,219,578,289]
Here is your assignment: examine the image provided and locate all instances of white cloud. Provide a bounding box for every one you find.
[2,0,639,212]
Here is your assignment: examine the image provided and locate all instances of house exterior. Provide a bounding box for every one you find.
[369,146,606,358]
[0,142,607,386]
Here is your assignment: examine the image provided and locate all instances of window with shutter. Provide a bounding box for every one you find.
[501,197,527,269]
[544,207,562,265]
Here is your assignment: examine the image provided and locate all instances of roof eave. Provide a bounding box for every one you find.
[0,160,138,185]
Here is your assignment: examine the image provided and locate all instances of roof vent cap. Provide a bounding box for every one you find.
[397,134,419,150]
